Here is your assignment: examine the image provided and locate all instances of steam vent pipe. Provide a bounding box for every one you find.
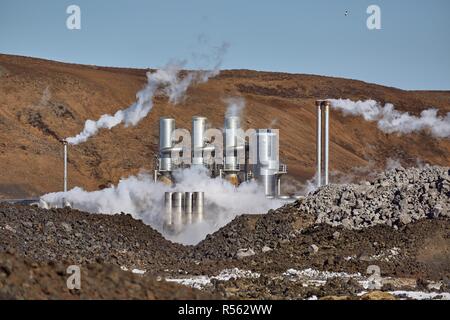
[254,129,280,197]
[316,102,322,188]
[193,191,204,222]
[324,101,330,186]
[315,100,330,188]
[164,192,173,226]
[184,192,193,224]
[159,117,176,172]
[63,140,68,193]
[192,116,207,166]
[224,116,242,171]
[172,192,184,231]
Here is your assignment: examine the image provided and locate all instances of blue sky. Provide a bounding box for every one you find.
[0,0,449,90]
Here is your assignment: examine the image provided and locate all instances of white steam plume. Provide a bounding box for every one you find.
[67,44,228,145]
[224,97,245,118]
[40,167,283,245]
[328,99,450,139]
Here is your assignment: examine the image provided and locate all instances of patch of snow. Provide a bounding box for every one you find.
[283,268,363,287]
[166,276,211,290]
[283,268,362,280]
[132,269,146,274]
[165,268,260,290]
[344,255,355,261]
[365,247,401,262]
[390,291,450,300]
[120,266,146,274]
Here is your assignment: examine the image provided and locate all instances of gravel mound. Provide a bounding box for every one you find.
[0,205,187,273]
[296,165,450,229]
[191,166,449,263]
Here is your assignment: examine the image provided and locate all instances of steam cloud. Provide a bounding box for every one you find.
[224,97,245,118]
[67,43,229,145]
[328,99,450,139]
[40,167,282,245]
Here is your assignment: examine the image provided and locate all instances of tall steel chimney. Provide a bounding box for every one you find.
[315,101,322,188]
[159,117,176,172]
[63,140,68,193]
[253,129,280,197]
[324,101,330,186]
[192,191,204,222]
[192,116,207,166]
[164,192,173,227]
[224,116,243,171]
[184,192,193,225]
[316,100,330,187]
[172,192,184,232]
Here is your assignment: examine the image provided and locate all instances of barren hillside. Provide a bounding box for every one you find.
[0,54,449,198]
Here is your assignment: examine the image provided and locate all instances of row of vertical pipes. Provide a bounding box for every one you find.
[164,191,204,233]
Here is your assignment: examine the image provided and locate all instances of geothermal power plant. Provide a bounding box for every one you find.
[155,112,288,233]
[52,100,331,234]
[154,114,288,195]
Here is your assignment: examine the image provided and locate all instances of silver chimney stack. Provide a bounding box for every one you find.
[164,192,173,227]
[253,129,280,197]
[192,116,207,166]
[192,191,204,222]
[324,101,330,186]
[63,140,68,193]
[172,192,184,232]
[316,100,330,187]
[184,192,193,225]
[159,117,176,172]
[224,116,243,171]
[316,102,322,188]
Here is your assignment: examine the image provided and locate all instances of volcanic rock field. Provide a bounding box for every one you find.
[0,166,449,300]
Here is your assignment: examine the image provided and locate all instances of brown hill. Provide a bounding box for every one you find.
[0,54,449,198]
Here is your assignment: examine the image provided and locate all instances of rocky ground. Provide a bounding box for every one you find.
[0,166,449,299]
[0,251,216,299]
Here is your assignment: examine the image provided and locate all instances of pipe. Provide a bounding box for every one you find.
[324,101,330,186]
[192,192,204,222]
[172,192,184,231]
[159,117,176,171]
[277,175,281,196]
[164,192,173,226]
[192,116,207,166]
[253,129,280,197]
[63,140,68,193]
[224,116,242,171]
[316,101,322,188]
[184,192,193,225]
